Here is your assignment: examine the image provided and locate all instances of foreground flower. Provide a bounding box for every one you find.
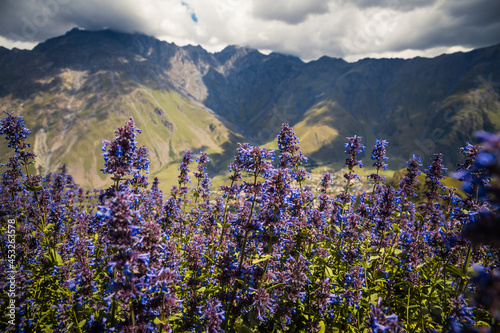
[101,117,149,179]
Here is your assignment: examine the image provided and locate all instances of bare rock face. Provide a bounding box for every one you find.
[0,28,499,187]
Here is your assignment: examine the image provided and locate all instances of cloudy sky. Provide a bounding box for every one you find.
[0,0,499,62]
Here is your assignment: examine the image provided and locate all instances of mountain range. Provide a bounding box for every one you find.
[0,28,499,188]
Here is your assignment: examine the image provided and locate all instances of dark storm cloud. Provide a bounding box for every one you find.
[443,0,500,28]
[347,0,437,12]
[0,0,498,61]
[386,0,500,53]
[0,0,146,43]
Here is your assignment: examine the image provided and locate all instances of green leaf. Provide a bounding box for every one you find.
[390,256,400,264]
[431,304,442,316]
[467,266,480,277]
[325,266,334,278]
[235,322,254,333]
[302,197,316,208]
[78,319,86,328]
[154,313,183,325]
[165,313,183,321]
[55,252,63,266]
[252,254,272,264]
[318,321,326,333]
[369,255,381,261]
[361,261,372,269]
[265,283,286,291]
[43,223,55,232]
[24,183,43,191]
[446,264,467,278]
[476,321,490,327]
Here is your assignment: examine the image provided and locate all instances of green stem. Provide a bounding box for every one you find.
[194,178,201,206]
[110,267,117,327]
[217,178,236,249]
[381,229,399,268]
[159,293,165,333]
[114,176,121,192]
[130,300,135,328]
[72,306,83,333]
[418,279,425,332]
[344,175,351,196]
[406,288,411,331]
[458,243,473,294]
[258,256,270,291]
[24,158,58,264]
[372,166,380,194]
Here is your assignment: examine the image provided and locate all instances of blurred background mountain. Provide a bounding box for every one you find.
[1,28,499,188]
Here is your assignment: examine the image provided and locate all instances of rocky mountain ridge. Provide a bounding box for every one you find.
[1,28,499,187]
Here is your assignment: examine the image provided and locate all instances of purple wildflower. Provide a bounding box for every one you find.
[423,153,447,201]
[311,278,335,316]
[201,298,225,333]
[101,117,149,178]
[344,135,365,193]
[286,255,310,302]
[368,139,388,186]
[366,298,404,333]
[277,123,307,167]
[250,288,275,322]
[0,110,31,153]
[177,150,193,195]
[399,155,422,197]
[194,152,211,201]
[344,135,365,167]
[98,191,139,250]
[456,141,490,199]
[471,266,500,319]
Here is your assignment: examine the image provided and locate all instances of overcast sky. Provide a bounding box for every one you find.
[0,0,499,62]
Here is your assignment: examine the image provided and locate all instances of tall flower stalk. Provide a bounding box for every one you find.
[101,117,150,191]
[225,143,274,328]
[368,139,388,193]
[343,135,365,196]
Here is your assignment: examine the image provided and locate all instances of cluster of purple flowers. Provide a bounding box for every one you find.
[1,112,500,332]
[343,135,365,198]
[368,139,389,188]
[101,117,150,181]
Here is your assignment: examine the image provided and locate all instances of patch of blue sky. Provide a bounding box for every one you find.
[181,2,198,23]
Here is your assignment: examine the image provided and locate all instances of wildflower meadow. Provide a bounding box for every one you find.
[1,110,500,332]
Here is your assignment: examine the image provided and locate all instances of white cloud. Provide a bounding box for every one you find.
[0,35,37,50]
[0,0,498,61]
